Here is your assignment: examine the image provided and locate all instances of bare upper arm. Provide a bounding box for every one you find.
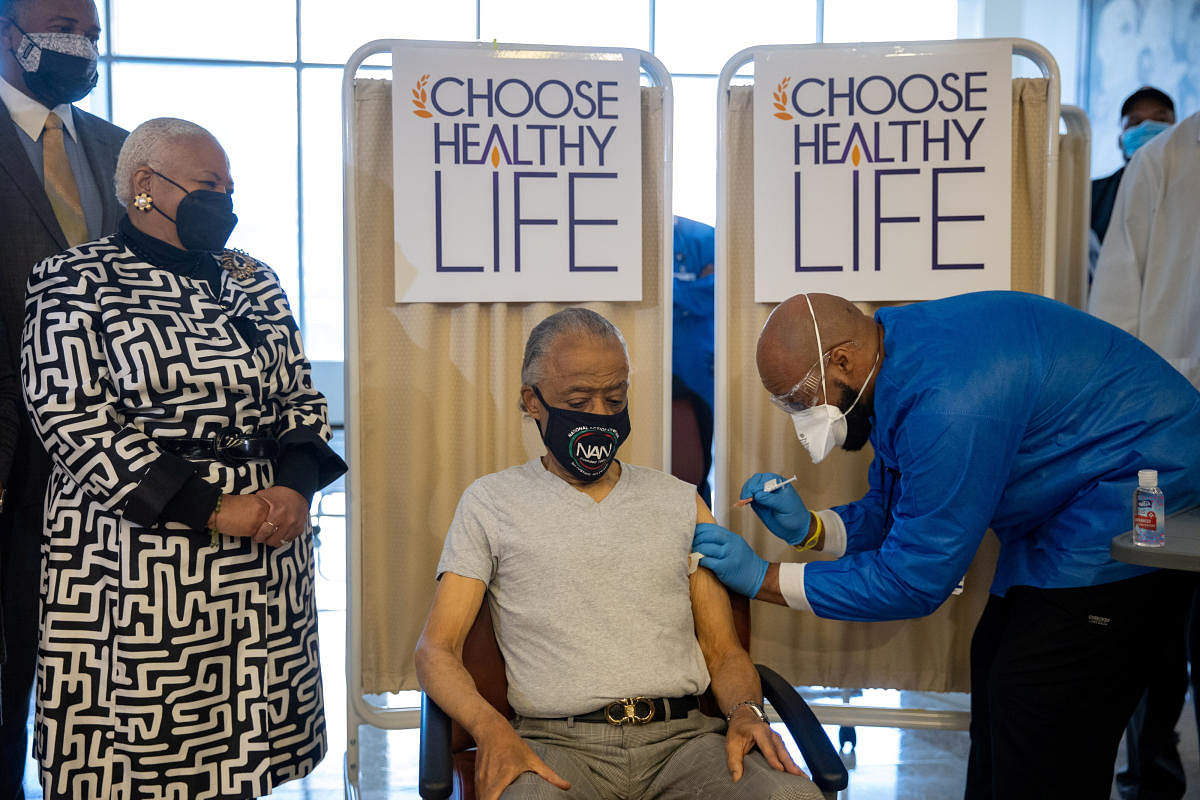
[689,494,741,661]
[690,566,745,668]
[416,572,488,658]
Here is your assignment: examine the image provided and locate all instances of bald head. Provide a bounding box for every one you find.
[757,293,879,406]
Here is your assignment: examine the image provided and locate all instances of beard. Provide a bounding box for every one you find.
[835,379,874,451]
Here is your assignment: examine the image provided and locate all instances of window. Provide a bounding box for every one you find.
[823,0,958,43]
[655,0,817,75]
[92,0,958,363]
[110,62,300,301]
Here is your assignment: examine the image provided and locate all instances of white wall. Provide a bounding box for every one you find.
[959,0,1082,107]
[1083,0,1200,178]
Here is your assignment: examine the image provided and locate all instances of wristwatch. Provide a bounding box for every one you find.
[726,699,768,723]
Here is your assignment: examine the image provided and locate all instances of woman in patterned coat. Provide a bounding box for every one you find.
[20,117,346,799]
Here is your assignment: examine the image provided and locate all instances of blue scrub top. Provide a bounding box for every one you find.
[805,291,1200,622]
[672,217,715,411]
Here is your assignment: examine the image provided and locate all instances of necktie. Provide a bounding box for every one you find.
[42,113,89,247]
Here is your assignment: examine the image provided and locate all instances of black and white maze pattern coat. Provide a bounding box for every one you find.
[20,234,339,799]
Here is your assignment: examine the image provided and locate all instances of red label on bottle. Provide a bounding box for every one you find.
[1135,511,1158,530]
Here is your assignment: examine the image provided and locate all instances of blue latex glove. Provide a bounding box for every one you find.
[692,522,768,598]
[740,472,811,546]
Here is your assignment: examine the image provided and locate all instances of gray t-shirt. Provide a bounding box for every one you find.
[437,458,711,717]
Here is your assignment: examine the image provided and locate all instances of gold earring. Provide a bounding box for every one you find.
[133,192,153,212]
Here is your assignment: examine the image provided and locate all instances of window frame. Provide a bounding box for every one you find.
[95,0,966,358]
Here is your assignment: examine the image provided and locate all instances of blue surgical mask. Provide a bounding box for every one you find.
[1122,120,1171,160]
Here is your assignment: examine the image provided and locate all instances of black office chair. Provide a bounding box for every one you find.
[418,594,849,800]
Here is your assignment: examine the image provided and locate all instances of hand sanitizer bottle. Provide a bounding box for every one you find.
[1133,469,1165,547]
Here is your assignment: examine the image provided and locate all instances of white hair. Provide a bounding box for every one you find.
[113,117,215,208]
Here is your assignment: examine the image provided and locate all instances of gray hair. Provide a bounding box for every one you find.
[520,308,628,409]
[113,117,215,208]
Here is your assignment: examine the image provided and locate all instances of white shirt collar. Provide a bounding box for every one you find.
[0,73,79,142]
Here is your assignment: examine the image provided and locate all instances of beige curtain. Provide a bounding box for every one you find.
[721,78,1050,692]
[1011,78,1049,296]
[1054,112,1092,309]
[350,79,669,693]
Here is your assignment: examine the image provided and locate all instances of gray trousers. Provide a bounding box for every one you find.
[502,709,823,800]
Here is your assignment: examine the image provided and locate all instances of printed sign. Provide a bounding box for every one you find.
[753,42,1012,302]
[392,44,643,303]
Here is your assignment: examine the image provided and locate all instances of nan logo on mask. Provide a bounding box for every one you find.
[569,426,620,476]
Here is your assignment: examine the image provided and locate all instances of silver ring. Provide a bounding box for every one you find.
[265,521,280,534]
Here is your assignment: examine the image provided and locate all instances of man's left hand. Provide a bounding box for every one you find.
[725,707,803,781]
[254,485,310,546]
[693,523,768,598]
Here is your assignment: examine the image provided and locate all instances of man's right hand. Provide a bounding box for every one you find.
[740,472,811,546]
[208,494,270,538]
[474,719,570,800]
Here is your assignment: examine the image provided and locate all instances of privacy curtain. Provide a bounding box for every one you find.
[1054,107,1092,309]
[350,79,670,692]
[718,78,1050,692]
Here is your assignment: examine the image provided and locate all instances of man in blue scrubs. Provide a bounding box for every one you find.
[693,291,1200,799]
[671,216,716,501]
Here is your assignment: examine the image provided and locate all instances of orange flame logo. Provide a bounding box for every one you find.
[851,145,861,167]
[772,77,793,120]
[411,74,432,118]
[490,146,501,168]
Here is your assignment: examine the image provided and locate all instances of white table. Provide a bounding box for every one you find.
[1111,506,1200,571]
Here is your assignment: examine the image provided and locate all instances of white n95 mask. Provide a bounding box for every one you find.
[791,294,877,464]
[791,403,847,464]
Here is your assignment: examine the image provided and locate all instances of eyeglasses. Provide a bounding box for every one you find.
[768,340,857,414]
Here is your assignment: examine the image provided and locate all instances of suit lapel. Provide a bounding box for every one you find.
[0,99,69,250]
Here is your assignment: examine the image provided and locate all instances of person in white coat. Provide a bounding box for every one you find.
[1089,111,1200,389]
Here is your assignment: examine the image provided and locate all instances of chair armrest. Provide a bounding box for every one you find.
[419,693,455,799]
[756,664,849,792]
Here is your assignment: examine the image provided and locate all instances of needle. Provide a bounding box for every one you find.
[735,475,798,506]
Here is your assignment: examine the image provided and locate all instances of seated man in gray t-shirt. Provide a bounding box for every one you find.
[416,308,822,800]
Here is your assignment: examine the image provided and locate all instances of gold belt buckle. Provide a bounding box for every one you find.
[604,696,655,725]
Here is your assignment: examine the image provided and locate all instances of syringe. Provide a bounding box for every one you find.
[735,475,798,507]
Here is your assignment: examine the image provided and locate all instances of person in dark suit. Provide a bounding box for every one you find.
[0,0,125,793]
[1090,87,1175,246]
[0,314,13,708]
[0,315,15,508]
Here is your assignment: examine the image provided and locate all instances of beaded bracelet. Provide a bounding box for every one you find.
[209,495,223,549]
[793,511,823,553]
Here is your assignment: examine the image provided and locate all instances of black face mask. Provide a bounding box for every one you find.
[532,385,631,483]
[10,23,98,107]
[151,171,238,252]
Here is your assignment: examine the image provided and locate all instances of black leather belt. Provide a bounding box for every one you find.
[157,427,280,465]
[567,696,699,725]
